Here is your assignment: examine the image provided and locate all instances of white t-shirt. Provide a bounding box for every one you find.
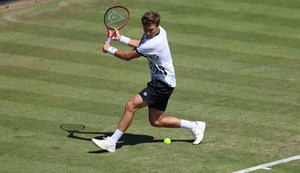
[136,26,176,88]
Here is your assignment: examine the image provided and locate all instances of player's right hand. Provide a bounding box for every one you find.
[111,28,121,41]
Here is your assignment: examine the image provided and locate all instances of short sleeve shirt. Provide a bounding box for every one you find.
[136,26,176,88]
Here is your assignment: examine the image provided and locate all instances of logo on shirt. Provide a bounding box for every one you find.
[143,92,148,96]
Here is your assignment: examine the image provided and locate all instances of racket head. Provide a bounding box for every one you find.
[104,5,130,42]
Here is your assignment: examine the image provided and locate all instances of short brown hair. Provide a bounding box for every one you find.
[141,11,160,26]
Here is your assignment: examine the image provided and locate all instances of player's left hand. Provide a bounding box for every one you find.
[107,28,120,41]
[111,28,121,41]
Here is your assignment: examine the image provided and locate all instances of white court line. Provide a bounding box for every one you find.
[233,155,300,173]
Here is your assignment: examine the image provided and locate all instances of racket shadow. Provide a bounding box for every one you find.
[59,124,193,153]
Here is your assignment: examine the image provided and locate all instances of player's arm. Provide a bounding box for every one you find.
[114,49,141,61]
[111,28,140,47]
[126,38,140,48]
[103,41,141,61]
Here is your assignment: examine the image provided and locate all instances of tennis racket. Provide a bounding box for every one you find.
[104,6,130,43]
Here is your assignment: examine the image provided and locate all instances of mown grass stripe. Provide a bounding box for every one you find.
[170,101,300,132]
[1,30,299,61]
[0,112,111,142]
[1,97,299,135]
[176,65,299,93]
[173,89,300,116]
[1,51,298,94]
[2,65,298,105]
[1,67,299,119]
[0,53,148,82]
[2,72,298,118]
[0,100,120,129]
[0,31,97,54]
[1,75,298,122]
[0,129,102,173]
[222,0,300,9]
[169,32,300,60]
[1,68,298,113]
[148,0,300,29]
[164,16,300,39]
[9,9,299,41]
[0,65,141,93]
[0,113,65,138]
[1,41,299,85]
[0,88,119,115]
[176,57,300,82]
[35,17,101,34]
[0,154,99,173]
[165,23,300,49]
[10,23,100,43]
[172,45,300,70]
[2,75,298,117]
[21,18,300,49]
[205,0,300,19]
[176,78,299,106]
[1,53,298,95]
[0,41,138,69]
[153,0,300,19]
[2,40,297,80]
[0,75,132,106]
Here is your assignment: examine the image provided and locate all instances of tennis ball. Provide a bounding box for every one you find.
[164,138,171,145]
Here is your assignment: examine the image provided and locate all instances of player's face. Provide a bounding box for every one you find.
[143,23,160,39]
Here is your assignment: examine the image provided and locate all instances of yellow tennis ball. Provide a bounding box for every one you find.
[164,138,171,144]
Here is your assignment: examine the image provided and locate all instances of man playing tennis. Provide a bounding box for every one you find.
[92,11,206,152]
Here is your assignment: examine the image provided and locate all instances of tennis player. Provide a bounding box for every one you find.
[92,11,206,152]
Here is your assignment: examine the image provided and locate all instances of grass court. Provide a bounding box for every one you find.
[0,0,299,172]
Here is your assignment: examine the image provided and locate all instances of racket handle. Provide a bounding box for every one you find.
[106,37,111,43]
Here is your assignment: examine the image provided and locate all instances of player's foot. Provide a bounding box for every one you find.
[92,137,116,152]
[191,121,206,145]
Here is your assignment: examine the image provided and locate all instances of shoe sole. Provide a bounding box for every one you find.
[92,139,116,152]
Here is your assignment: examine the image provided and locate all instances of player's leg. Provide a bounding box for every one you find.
[92,94,148,152]
[117,94,148,132]
[148,107,180,127]
[148,107,206,145]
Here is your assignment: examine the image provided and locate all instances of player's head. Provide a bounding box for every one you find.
[141,11,160,39]
[141,11,160,26]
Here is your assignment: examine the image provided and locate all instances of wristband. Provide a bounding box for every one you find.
[120,35,130,45]
[107,47,118,55]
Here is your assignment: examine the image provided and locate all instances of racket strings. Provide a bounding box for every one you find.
[105,8,129,29]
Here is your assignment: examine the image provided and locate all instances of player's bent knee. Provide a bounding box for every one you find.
[125,100,137,113]
[149,120,162,127]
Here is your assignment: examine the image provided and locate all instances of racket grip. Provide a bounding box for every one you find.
[106,37,111,43]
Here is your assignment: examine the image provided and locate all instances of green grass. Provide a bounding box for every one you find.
[0,0,299,172]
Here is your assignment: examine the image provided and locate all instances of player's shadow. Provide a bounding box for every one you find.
[60,124,193,153]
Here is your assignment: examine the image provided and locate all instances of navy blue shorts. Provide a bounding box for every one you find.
[139,80,174,111]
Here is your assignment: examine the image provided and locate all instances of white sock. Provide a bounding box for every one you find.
[180,119,197,130]
[110,129,124,144]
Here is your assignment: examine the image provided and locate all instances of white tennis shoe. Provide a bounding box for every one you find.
[191,121,206,145]
[92,137,116,152]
